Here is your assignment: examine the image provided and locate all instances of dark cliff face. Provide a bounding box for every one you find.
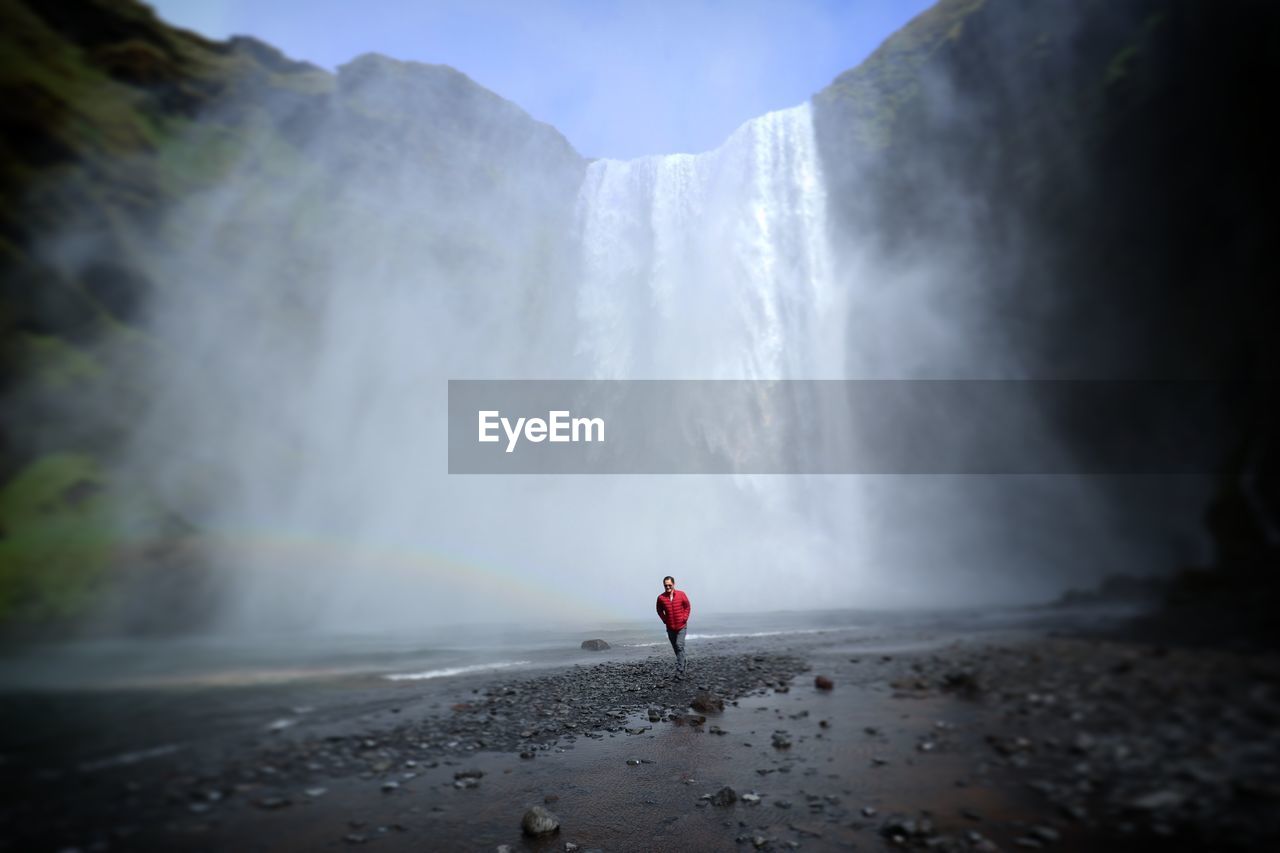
[812,0,1280,628]
[813,0,1276,380]
[0,0,585,631]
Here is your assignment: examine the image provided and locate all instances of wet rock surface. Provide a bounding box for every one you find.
[863,638,1280,851]
[0,652,808,850]
[234,654,805,785]
[520,804,560,836]
[5,636,1279,851]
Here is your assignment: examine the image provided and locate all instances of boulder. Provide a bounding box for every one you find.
[521,805,560,836]
[709,786,738,807]
[691,691,725,712]
[580,639,610,651]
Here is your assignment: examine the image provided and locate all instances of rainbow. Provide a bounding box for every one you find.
[191,527,626,621]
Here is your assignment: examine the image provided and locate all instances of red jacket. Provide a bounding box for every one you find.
[656,589,691,631]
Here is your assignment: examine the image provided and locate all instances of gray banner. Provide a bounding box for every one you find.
[447,380,1247,474]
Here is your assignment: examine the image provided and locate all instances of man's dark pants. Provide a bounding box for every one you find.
[667,627,687,675]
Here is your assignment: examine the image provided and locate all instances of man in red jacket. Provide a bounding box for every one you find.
[656,575,691,679]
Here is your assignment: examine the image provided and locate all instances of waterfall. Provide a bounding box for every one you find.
[562,101,853,599]
[574,103,843,381]
[111,94,1122,633]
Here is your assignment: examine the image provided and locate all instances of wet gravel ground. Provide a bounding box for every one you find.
[3,632,1279,851]
[899,637,1280,851]
[0,652,809,851]
[241,653,809,787]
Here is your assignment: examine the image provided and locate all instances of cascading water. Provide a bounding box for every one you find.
[110,88,1160,637]
[569,101,858,525]
[574,103,843,381]
[110,95,863,634]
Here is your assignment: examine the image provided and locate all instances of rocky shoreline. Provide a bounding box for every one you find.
[240,653,810,794]
[896,637,1280,851]
[4,630,1279,851]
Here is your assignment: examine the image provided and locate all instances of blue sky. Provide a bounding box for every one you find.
[149,0,934,160]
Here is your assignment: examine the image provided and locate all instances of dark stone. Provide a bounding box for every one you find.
[814,675,834,690]
[521,805,560,836]
[254,796,290,810]
[580,639,610,651]
[709,786,737,807]
[691,692,725,712]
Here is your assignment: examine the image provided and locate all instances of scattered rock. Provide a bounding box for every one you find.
[814,675,834,690]
[454,777,480,789]
[522,805,561,836]
[1030,825,1060,843]
[941,670,981,695]
[691,692,725,713]
[1128,789,1184,811]
[253,796,290,810]
[709,786,737,807]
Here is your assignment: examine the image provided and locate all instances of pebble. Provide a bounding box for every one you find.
[521,805,560,836]
[253,797,290,810]
[709,786,737,807]
[691,692,725,712]
[1030,825,1060,843]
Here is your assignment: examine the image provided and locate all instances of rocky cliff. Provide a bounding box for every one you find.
[0,0,584,631]
[812,0,1279,639]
